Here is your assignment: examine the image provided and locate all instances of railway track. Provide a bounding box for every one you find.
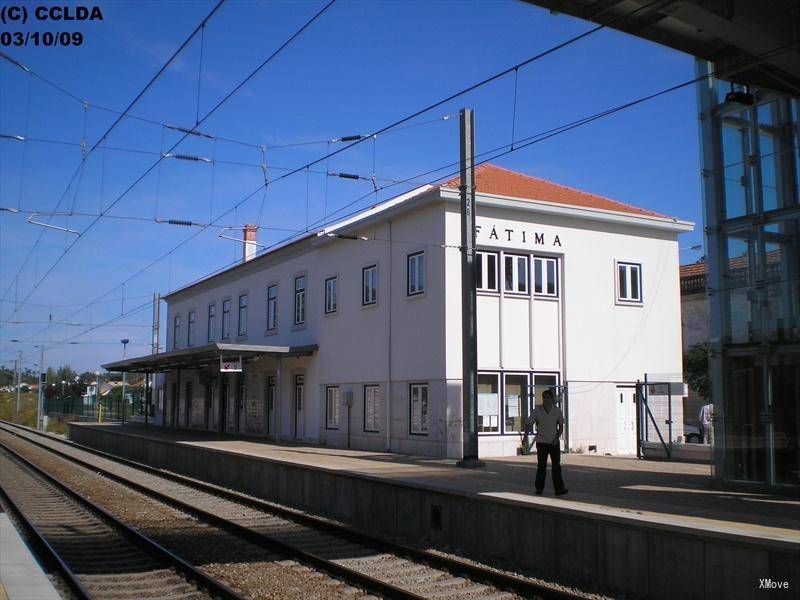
[0,442,243,600]
[0,421,592,600]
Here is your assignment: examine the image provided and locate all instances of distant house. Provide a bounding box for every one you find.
[680,261,709,428]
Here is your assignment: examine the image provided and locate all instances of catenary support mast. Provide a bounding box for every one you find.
[457,108,483,468]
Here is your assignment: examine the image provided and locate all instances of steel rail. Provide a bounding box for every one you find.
[0,420,585,599]
[0,482,92,600]
[0,426,428,600]
[0,439,246,600]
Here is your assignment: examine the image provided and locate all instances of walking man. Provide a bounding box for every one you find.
[528,389,568,496]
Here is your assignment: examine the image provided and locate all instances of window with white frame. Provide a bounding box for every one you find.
[407,252,424,296]
[207,304,216,342]
[409,383,429,435]
[221,300,231,339]
[187,311,196,347]
[533,257,559,297]
[504,254,529,294]
[326,386,340,429]
[172,315,180,349]
[238,294,248,336]
[294,276,306,324]
[362,264,377,305]
[324,277,337,314]
[476,251,498,292]
[364,385,380,432]
[266,285,278,330]
[477,373,500,433]
[617,262,643,303]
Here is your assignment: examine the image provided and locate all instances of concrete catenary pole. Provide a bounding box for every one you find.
[147,292,160,427]
[37,346,44,430]
[457,108,483,468]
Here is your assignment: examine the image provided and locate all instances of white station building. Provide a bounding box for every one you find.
[106,164,693,458]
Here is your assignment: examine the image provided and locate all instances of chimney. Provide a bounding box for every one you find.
[243,224,258,262]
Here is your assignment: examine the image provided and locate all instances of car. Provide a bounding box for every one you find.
[683,423,702,444]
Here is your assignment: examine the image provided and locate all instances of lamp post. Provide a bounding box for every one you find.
[120,339,129,425]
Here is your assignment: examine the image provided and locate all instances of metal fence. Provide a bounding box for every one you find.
[43,394,145,423]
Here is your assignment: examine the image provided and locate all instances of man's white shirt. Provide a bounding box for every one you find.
[530,405,563,445]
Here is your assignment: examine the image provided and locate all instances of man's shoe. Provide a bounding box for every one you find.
[534,489,543,495]
[555,488,569,496]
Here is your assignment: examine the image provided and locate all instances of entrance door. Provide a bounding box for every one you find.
[238,378,246,433]
[220,381,229,434]
[265,376,275,437]
[294,375,305,440]
[204,385,213,430]
[617,388,636,454]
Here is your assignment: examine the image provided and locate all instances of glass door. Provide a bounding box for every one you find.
[504,374,528,434]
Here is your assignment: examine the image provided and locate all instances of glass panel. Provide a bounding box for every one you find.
[517,256,527,293]
[763,219,800,341]
[547,259,556,295]
[504,256,514,291]
[477,374,499,433]
[724,231,757,344]
[771,354,800,485]
[534,258,543,294]
[631,265,640,300]
[476,252,484,289]
[618,264,627,299]
[726,356,767,482]
[721,113,752,218]
[487,254,497,290]
[504,374,527,433]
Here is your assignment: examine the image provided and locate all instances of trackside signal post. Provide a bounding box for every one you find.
[457,108,484,468]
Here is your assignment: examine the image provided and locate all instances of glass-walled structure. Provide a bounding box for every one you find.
[696,61,800,489]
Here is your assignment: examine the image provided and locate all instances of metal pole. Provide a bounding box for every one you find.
[14,352,21,421]
[457,108,483,468]
[37,347,44,430]
[144,371,149,427]
[120,339,128,425]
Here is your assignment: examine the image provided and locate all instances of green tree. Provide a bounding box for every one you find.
[684,342,710,400]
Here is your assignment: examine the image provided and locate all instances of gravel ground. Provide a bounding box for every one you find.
[0,430,366,600]
[1,428,526,599]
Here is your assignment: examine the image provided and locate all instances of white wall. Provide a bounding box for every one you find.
[444,201,686,456]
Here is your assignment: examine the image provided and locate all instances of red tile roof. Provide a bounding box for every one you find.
[443,164,668,218]
[680,262,708,278]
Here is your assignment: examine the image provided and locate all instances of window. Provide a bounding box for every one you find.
[207,304,216,342]
[294,276,306,325]
[221,300,231,339]
[187,311,196,347]
[407,252,425,296]
[324,277,337,314]
[237,294,248,336]
[326,386,340,429]
[172,315,180,349]
[504,254,529,294]
[362,264,378,305]
[410,383,429,435]
[533,257,559,297]
[477,373,500,433]
[617,262,643,303]
[504,373,528,433]
[364,385,381,432]
[266,285,278,330]
[476,251,498,291]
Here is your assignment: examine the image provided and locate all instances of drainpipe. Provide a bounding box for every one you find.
[385,220,393,452]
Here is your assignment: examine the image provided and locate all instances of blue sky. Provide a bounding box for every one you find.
[0,0,703,372]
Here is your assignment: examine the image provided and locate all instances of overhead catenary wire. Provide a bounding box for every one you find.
[11,36,798,357]
[6,6,784,358]
[0,0,229,317]
[1,0,338,326]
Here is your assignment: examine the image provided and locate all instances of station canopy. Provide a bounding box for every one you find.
[102,342,317,373]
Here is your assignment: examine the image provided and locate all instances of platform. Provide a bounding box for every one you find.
[68,422,799,599]
[0,510,60,600]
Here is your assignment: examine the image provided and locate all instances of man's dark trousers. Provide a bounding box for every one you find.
[535,442,565,493]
